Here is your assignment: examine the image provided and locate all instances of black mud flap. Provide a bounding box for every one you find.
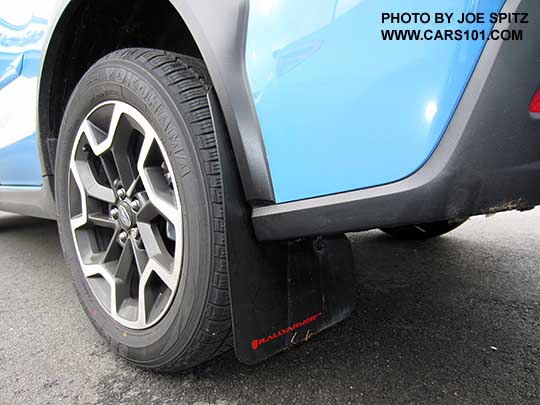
[210,93,355,365]
[228,233,355,365]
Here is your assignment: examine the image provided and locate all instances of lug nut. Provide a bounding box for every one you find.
[119,231,128,244]
[110,208,119,219]
[117,188,126,199]
[130,228,140,240]
[131,200,140,212]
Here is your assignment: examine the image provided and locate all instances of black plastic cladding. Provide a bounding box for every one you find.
[253,0,540,241]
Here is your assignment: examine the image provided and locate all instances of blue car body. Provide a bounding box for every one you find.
[0,14,47,186]
[247,0,505,202]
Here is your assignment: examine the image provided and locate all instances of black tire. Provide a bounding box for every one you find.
[55,48,232,372]
[380,219,468,240]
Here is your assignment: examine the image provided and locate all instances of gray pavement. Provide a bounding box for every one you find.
[1,209,540,404]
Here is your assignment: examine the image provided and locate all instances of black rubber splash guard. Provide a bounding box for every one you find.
[229,234,356,364]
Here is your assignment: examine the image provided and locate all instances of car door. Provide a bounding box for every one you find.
[0,1,53,186]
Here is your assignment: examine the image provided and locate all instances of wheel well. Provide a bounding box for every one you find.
[38,0,202,178]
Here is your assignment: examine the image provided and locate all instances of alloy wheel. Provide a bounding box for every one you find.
[68,101,183,329]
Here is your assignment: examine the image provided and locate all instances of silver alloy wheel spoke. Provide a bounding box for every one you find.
[68,101,183,330]
[131,239,149,276]
[100,229,122,264]
[138,222,168,259]
[73,160,116,204]
[114,241,134,280]
[88,213,117,229]
[148,257,176,291]
[138,135,183,230]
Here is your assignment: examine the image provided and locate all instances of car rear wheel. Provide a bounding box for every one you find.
[380,219,468,240]
[55,48,232,372]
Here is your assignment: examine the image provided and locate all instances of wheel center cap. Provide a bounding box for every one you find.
[118,202,134,230]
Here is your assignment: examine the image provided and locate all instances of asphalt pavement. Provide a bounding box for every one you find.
[1,209,540,404]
